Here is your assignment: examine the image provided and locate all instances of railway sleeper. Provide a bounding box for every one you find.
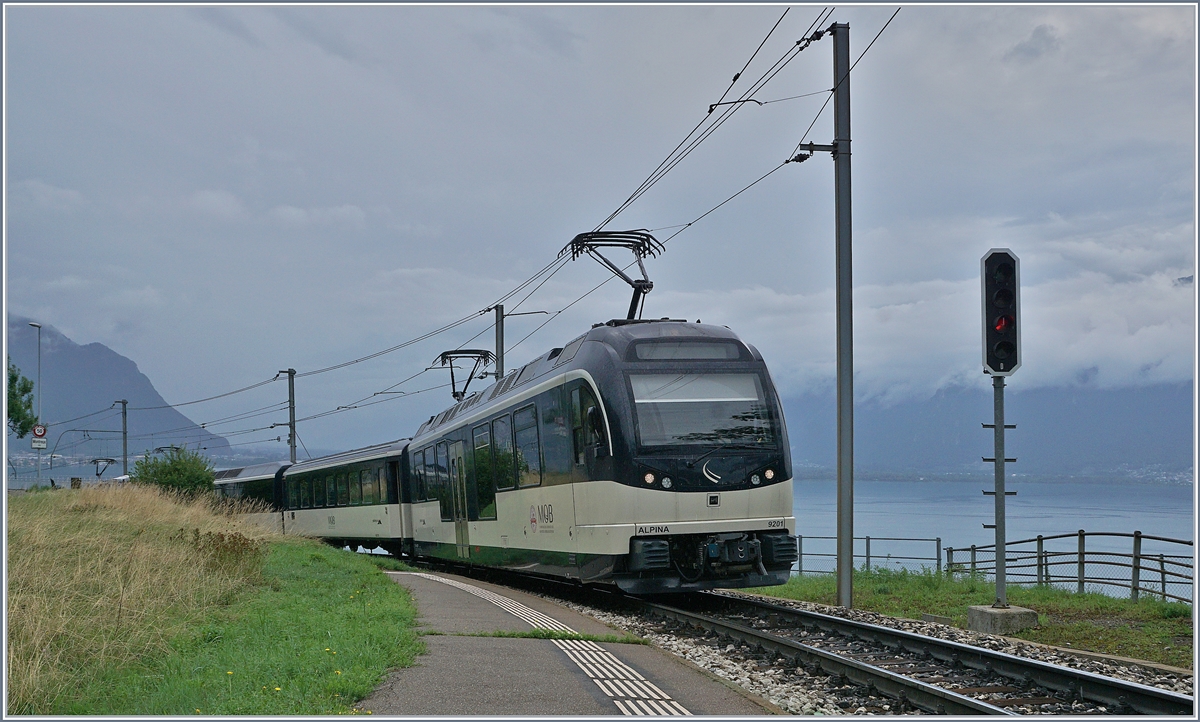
[714,593,1196,716]
[643,602,1016,715]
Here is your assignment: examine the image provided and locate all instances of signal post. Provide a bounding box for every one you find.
[968,249,1038,634]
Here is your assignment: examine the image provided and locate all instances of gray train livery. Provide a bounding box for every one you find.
[215,318,798,593]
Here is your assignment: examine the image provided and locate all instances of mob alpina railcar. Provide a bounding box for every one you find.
[215,318,798,593]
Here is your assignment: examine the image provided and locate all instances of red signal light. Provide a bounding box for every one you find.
[994,315,1014,333]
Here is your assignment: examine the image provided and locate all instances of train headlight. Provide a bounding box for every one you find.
[764,469,775,480]
[750,474,761,485]
[644,472,655,484]
[661,477,672,489]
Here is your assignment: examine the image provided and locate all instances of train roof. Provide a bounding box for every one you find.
[414,318,753,438]
[213,460,291,484]
[283,438,410,475]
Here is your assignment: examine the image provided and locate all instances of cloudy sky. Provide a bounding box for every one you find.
[5,4,1195,452]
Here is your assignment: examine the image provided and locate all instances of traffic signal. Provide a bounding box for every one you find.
[981,249,1020,375]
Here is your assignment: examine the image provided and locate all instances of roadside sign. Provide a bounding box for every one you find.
[32,424,47,438]
[32,437,47,449]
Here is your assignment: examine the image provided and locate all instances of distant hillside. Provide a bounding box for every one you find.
[785,382,1194,483]
[7,317,229,468]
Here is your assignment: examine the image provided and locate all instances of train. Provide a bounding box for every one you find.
[214,317,797,593]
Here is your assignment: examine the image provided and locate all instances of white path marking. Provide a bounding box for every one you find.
[391,572,691,716]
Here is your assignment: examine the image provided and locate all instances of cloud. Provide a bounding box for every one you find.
[649,267,1194,404]
[10,179,85,212]
[1003,24,1062,63]
[267,204,367,229]
[191,7,263,48]
[188,190,246,220]
[271,7,359,62]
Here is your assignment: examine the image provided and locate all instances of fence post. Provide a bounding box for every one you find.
[970,545,977,576]
[1131,531,1142,602]
[1036,535,1044,585]
[1077,529,1086,594]
[797,535,803,576]
[1159,554,1167,599]
[935,538,941,576]
[946,547,954,576]
[866,536,871,570]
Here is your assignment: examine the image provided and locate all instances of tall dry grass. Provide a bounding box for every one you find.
[6,484,281,714]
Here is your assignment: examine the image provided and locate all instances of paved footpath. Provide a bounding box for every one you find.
[361,571,775,716]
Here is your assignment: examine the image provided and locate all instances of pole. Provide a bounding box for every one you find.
[281,369,297,463]
[1077,529,1086,594]
[993,374,1008,607]
[30,322,42,485]
[495,305,505,378]
[831,21,855,609]
[118,400,128,476]
[1131,531,1142,601]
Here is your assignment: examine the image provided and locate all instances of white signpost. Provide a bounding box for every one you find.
[31,424,47,450]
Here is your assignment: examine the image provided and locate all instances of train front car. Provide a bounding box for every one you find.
[576,319,797,592]
[404,317,795,593]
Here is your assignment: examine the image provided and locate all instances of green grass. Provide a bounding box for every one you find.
[55,541,424,714]
[751,568,1193,670]
[360,553,420,572]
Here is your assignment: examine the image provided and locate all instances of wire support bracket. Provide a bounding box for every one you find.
[436,350,496,402]
[559,230,665,320]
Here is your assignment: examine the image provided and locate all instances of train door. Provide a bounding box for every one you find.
[449,440,470,558]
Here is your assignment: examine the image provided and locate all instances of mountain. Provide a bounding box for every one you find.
[7,317,230,473]
[784,382,1194,483]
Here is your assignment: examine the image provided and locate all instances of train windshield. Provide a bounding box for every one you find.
[630,372,778,448]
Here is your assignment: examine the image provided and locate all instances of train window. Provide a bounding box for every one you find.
[436,442,452,521]
[300,477,312,508]
[364,467,379,505]
[312,475,325,507]
[473,425,496,520]
[570,385,602,464]
[629,372,776,447]
[492,416,515,490]
[287,479,299,509]
[337,473,350,506]
[348,470,360,505]
[326,475,336,508]
[514,405,541,488]
[413,448,426,501]
[423,447,435,502]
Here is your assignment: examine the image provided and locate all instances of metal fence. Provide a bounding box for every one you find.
[946,531,1193,604]
[795,535,943,575]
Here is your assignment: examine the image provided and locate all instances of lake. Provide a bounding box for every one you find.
[792,478,1195,586]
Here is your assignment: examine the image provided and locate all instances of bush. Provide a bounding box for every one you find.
[131,447,215,494]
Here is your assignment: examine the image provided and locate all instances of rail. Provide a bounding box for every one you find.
[946,531,1193,604]
[795,535,942,575]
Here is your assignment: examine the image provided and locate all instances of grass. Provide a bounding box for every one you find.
[6,484,423,715]
[750,568,1194,670]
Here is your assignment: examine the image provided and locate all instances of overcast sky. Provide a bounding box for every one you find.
[5,4,1195,452]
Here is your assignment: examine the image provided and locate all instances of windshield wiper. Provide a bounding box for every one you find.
[685,442,762,468]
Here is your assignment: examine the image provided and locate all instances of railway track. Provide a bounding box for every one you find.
[406,559,1193,715]
[632,592,1194,715]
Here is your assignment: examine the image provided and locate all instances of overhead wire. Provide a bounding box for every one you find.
[127,374,281,410]
[792,6,900,155]
[100,8,899,452]
[598,7,832,230]
[45,404,116,427]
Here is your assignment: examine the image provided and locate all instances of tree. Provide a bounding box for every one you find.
[131,446,215,494]
[7,356,38,438]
